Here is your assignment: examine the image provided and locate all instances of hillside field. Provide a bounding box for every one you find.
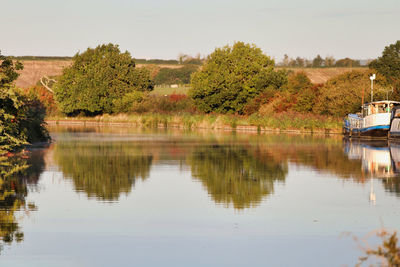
[14,59,366,89]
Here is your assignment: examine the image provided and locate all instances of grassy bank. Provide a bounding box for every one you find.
[151,85,190,95]
[46,113,342,134]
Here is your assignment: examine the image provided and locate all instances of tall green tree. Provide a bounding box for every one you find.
[369,40,400,92]
[54,44,154,115]
[190,42,286,114]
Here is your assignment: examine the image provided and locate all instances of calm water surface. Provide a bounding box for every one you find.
[1,126,400,266]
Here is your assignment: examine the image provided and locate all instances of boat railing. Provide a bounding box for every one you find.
[345,114,363,129]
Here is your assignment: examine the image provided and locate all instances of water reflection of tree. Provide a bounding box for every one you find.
[188,145,287,209]
[382,178,400,196]
[0,150,45,253]
[53,142,153,201]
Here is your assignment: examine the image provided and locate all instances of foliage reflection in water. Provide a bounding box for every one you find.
[53,141,153,201]
[0,149,45,253]
[49,126,400,208]
[188,145,287,209]
[1,126,400,266]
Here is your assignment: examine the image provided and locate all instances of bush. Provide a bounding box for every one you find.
[112,91,145,114]
[334,58,361,67]
[295,84,322,113]
[25,85,59,116]
[314,70,389,117]
[54,43,154,115]
[120,94,196,114]
[286,72,312,93]
[190,42,286,114]
[154,65,199,85]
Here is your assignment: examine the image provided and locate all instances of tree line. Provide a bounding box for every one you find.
[31,40,400,118]
[278,54,363,68]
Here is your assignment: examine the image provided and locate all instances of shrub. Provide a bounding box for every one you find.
[294,84,322,113]
[128,94,196,114]
[314,70,389,117]
[286,72,313,93]
[112,91,145,114]
[25,85,59,115]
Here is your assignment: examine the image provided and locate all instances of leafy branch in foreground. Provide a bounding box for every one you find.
[356,229,400,267]
[0,51,49,154]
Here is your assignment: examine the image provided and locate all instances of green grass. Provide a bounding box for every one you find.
[151,86,190,96]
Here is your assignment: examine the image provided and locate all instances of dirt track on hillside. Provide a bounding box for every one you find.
[16,60,72,88]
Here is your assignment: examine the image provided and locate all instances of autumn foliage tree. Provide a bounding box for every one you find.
[190,42,287,114]
[314,70,389,117]
[54,44,154,115]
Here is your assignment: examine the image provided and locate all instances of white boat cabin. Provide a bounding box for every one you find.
[347,101,400,130]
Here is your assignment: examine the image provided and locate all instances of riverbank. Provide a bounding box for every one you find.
[46,113,342,134]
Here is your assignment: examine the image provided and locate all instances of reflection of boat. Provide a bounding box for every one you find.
[344,140,400,178]
[344,101,400,139]
[344,140,400,204]
[389,106,400,139]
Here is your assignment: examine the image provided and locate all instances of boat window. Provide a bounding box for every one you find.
[363,103,397,115]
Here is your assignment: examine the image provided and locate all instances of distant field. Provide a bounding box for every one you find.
[14,60,181,88]
[15,60,72,88]
[279,67,367,84]
[151,86,190,95]
[14,59,368,88]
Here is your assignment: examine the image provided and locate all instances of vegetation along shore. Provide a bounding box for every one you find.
[2,40,400,154]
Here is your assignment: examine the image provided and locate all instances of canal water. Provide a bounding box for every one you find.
[1,126,400,266]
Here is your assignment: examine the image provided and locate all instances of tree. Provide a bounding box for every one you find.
[282,54,290,67]
[295,57,305,67]
[190,42,286,114]
[154,65,199,85]
[369,40,400,91]
[335,58,360,67]
[54,43,154,115]
[0,52,49,153]
[312,55,324,67]
[324,56,335,67]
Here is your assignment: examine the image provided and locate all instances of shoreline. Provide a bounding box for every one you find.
[46,116,342,135]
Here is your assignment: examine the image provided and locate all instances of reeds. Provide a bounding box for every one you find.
[47,111,342,133]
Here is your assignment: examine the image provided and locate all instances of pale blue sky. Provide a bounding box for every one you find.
[1,0,399,61]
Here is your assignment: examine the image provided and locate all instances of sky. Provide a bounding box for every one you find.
[1,0,399,61]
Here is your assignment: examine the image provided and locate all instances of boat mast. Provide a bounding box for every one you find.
[370,74,376,102]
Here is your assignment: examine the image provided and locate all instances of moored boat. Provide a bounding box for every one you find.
[343,101,400,139]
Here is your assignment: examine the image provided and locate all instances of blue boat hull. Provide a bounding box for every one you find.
[343,125,389,139]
